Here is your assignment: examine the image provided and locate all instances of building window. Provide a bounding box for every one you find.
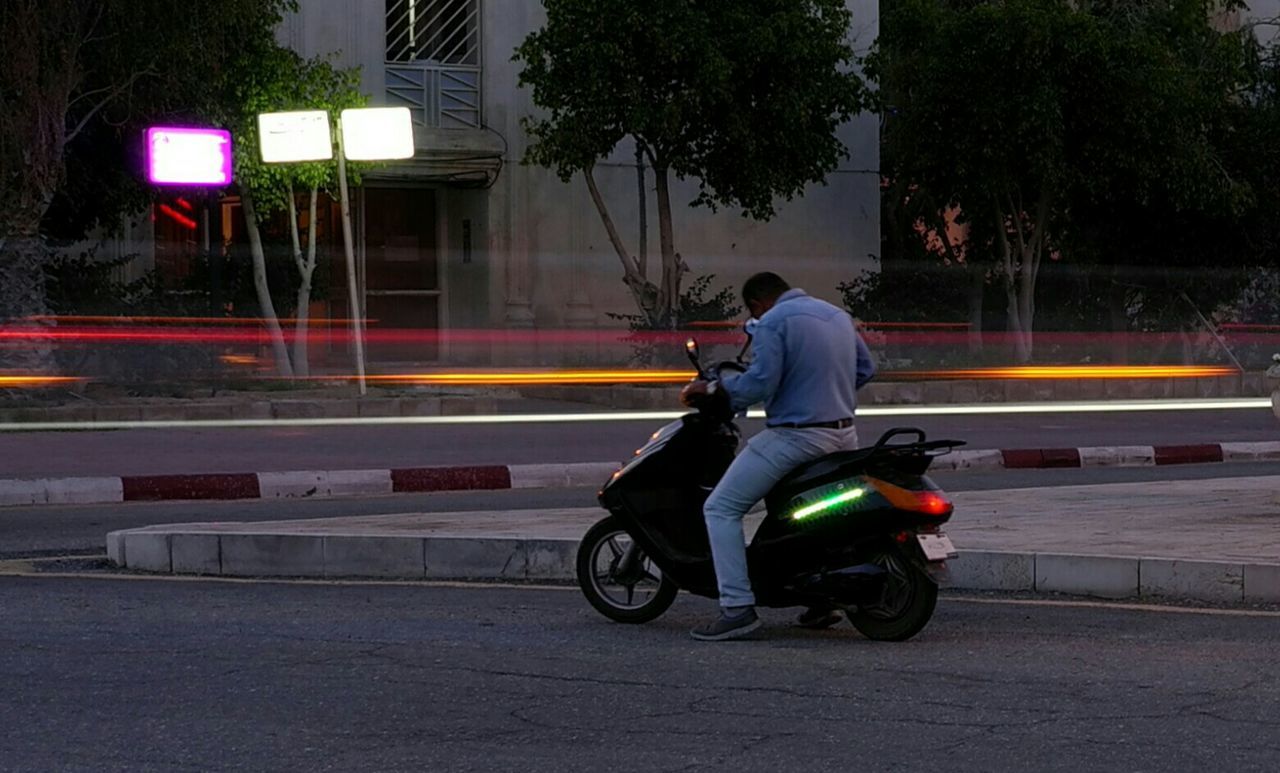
[386,0,479,65]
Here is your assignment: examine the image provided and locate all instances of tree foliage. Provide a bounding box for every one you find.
[0,0,298,239]
[0,0,296,373]
[873,0,1255,362]
[515,0,872,327]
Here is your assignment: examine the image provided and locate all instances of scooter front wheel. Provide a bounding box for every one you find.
[577,516,679,624]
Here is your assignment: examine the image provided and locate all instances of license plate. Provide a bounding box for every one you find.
[916,533,957,561]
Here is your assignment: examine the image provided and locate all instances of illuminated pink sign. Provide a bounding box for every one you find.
[145,127,233,186]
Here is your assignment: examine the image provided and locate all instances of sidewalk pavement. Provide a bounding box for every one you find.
[107,474,1280,606]
[6,441,1279,507]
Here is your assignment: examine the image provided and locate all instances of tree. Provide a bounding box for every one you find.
[874,0,1252,362]
[877,178,992,353]
[221,48,366,378]
[0,0,296,371]
[514,0,871,328]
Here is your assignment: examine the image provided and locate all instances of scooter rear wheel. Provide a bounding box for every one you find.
[577,516,679,624]
[847,548,938,642]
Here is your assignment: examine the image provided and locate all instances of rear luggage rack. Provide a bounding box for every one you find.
[869,427,966,458]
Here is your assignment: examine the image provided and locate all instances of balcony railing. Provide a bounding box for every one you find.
[386,61,481,130]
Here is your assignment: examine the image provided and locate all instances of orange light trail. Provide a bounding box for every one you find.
[349,370,696,386]
[893,365,1240,380]
[298,364,1243,387]
[0,367,1243,390]
[219,354,262,366]
[0,376,86,387]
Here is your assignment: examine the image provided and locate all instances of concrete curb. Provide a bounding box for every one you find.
[6,442,1279,508]
[105,528,1280,605]
[947,550,1280,604]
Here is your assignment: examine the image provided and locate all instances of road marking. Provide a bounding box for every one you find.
[0,398,1270,432]
[3,565,1276,617]
[949,595,1280,618]
[0,562,577,591]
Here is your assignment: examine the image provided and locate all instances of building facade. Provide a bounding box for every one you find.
[275,0,880,365]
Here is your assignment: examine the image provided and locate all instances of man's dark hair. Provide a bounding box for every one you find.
[742,272,791,304]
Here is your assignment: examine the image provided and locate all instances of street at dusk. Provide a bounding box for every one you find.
[5,0,1280,770]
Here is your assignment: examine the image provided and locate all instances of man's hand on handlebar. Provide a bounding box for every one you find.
[680,380,714,407]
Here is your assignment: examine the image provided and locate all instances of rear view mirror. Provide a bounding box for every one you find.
[685,338,710,380]
[685,338,701,363]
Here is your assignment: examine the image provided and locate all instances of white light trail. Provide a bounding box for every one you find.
[0,398,1270,432]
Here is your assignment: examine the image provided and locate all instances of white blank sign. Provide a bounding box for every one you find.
[258,110,333,163]
[340,107,415,161]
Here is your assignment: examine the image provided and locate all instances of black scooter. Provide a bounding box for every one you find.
[578,336,964,641]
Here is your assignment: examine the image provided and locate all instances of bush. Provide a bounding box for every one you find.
[1216,267,1280,369]
[839,258,979,369]
[608,274,742,366]
[43,250,223,390]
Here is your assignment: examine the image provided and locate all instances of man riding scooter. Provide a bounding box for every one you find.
[680,272,876,641]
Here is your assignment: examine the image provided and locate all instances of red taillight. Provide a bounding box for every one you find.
[916,492,953,516]
[868,478,954,517]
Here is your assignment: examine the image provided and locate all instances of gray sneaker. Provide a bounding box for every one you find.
[690,607,762,641]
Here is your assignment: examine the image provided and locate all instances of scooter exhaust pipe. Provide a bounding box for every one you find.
[795,563,887,600]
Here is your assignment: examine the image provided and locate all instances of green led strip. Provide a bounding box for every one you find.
[792,487,867,521]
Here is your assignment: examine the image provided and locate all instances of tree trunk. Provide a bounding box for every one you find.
[1108,266,1129,364]
[242,190,294,378]
[0,231,54,376]
[994,193,1049,364]
[0,1,81,376]
[1018,193,1052,363]
[293,189,319,378]
[636,141,647,280]
[287,189,302,271]
[0,131,60,375]
[583,167,660,325]
[994,205,1030,363]
[967,263,985,355]
[652,164,680,328]
[1017,249,1037,362]
[288,189,319,379]
[1004,284,1030,363]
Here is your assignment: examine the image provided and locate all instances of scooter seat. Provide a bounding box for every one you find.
[775,447,879,491]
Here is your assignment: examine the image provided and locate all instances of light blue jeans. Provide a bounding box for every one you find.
[704,426,859,608]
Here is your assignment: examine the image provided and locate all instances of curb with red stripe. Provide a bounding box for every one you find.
[996,445,1226,469]
[2,442,1277,507]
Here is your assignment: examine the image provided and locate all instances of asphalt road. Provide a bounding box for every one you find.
[3,462,1277,559]
[0,577,1276,772]
[1,407,1275,478]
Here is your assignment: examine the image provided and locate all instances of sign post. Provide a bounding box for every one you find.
[333,121,366,395]
[257,107,415,396]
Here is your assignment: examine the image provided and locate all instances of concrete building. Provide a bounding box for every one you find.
[1245,0,1280,45]
[272,0,880,366]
